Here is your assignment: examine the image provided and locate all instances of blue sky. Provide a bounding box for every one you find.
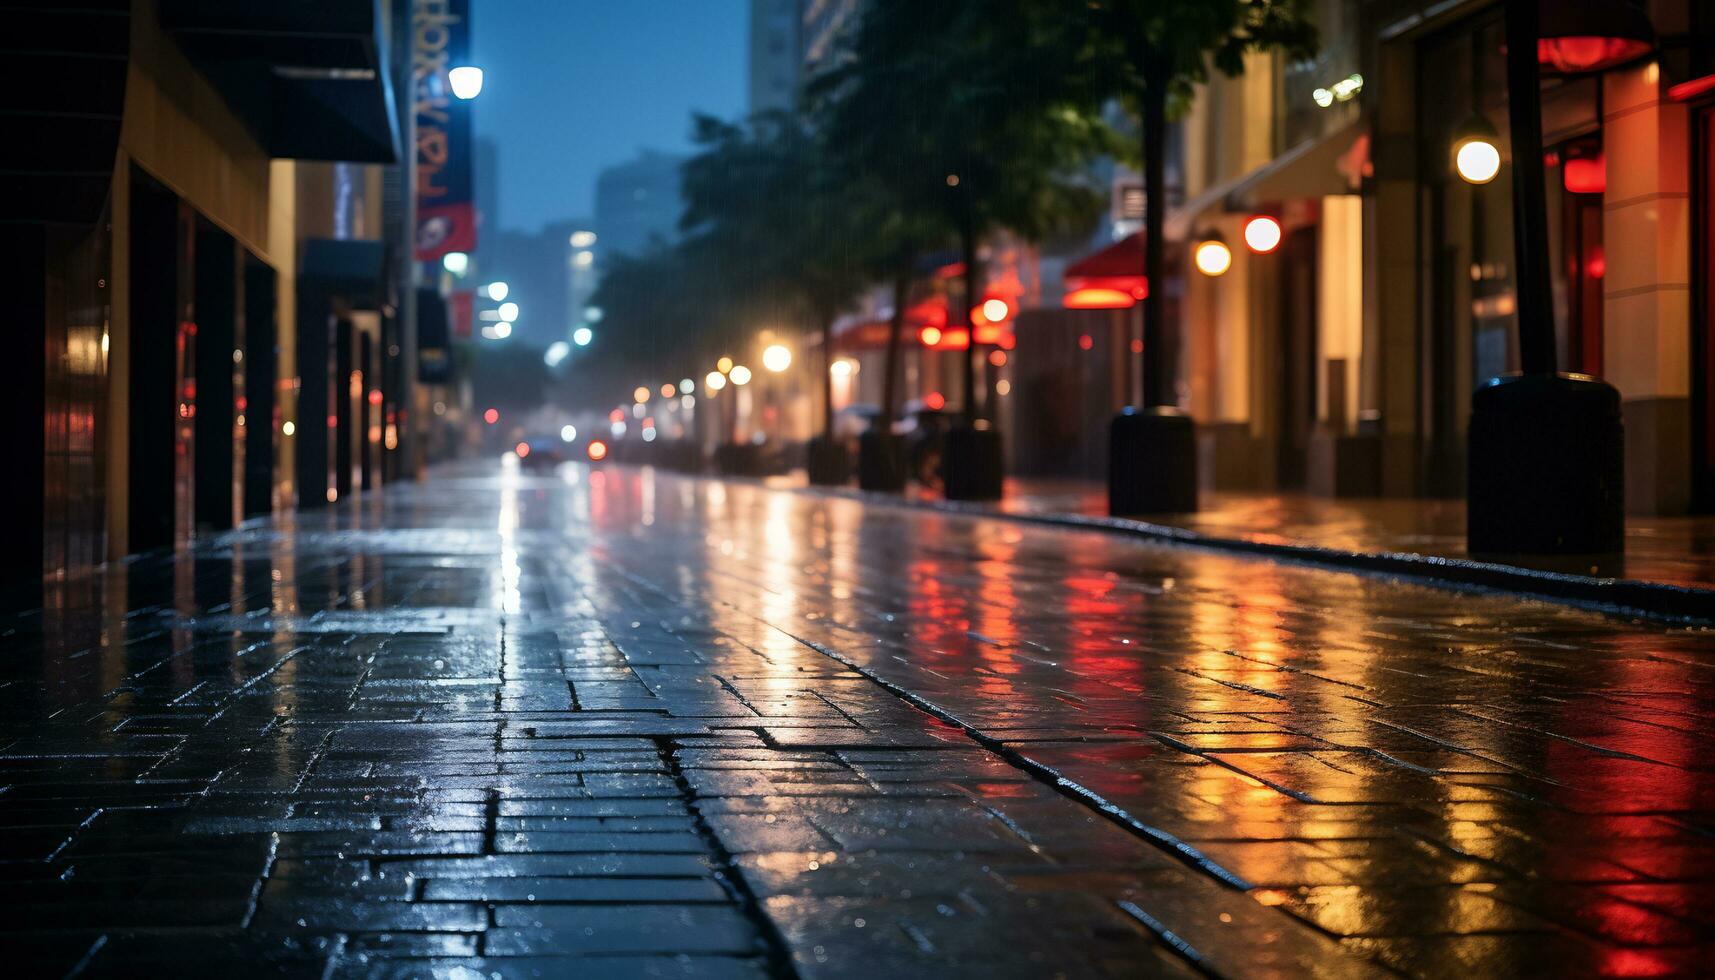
[470,0,747,231]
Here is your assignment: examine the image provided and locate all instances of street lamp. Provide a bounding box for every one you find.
[497,301,519,322]
[484,281,509,301]
[1243,215,1282,253]
[1452,117,1502,184]
[729,365,752,386]
[1193,234,1232,277]
[448,66,484,100]
[679,378,695,394]
[705,371,726,391]
[442,251,469,276]
[572,326,593,347]
[716,356,734,374]
[633,386,650,404]
[762,344,792,373]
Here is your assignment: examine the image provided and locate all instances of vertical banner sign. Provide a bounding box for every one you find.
[413,0,476,261]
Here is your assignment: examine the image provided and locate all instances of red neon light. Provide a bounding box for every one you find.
[924,391,946,411]
[1669,74,1715,103]
[1563,154,1606,195]
[1062,287,1135,310]
[1537,37,1651,75]
[1077,334,1094,351]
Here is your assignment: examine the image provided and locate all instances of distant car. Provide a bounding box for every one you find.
[515,438,566,471]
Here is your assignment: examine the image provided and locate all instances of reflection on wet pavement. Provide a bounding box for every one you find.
[782,474,1715,589]
[4,458,1714,977]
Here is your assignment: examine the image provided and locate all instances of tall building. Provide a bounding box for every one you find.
[475,136,501,242]
[748,0,802,115]
[594,151,688,259]
[801,0,862,75]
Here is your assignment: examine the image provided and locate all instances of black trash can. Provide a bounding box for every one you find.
[1109,406,1197,515]
[807,435,850,486]
[1467,372,1623,558]
[943,425,1003,501]
[857,430,907,492]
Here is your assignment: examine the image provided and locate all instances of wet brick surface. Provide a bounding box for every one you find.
[3,461,1714,977]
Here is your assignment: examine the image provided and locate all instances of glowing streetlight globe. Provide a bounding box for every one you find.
[497,301,519,322]
[442,252,469,276]
[1194,239,1233,277]
[716,356,734,374]
[572,326,593,346]
[1455,138,1502,184]
[484,281,509,301]
[448,66,484,100]
[679,378,695,394]
[980,298,1010,323]
[729,365,752,386]
[705,371,726,391]
[762,344,792,373]
[560,424,577,442]
[1243,216,1283,254]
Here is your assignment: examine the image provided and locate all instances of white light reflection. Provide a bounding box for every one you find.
[497,453,523,613]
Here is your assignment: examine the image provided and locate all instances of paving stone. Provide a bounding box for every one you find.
[7,460,1715,975]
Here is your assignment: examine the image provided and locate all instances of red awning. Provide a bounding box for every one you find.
[1065,232,1143,280]
[1063,233,1147,304]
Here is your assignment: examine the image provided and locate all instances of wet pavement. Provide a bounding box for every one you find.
[765,473,1715,591]
[4,459,1715,978]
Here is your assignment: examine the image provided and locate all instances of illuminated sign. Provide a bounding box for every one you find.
[413,0,476,260]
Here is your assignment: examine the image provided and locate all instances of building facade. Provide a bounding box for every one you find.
[1037,0,1712,515]
[2,0,418,612]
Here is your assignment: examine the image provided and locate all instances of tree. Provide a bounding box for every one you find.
[678,112,878,442]
[1084,0,1317,410]
[811,1,1113,433]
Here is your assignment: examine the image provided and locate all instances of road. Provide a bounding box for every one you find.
[4,460,1712,977]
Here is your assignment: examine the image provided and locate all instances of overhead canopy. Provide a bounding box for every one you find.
[302,238,389,310]
[1063,233,1147,302]
[160,0,400,163]
[1167,119,1366,239]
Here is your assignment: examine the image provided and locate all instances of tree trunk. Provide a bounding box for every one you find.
[821,311,836,438]
[1503,0,1555,375]
[880,260,910,430]
[960,221,980,426]
[1142,53,1171,408]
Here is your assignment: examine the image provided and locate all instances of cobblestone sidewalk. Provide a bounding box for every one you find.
[3,462,1712,977]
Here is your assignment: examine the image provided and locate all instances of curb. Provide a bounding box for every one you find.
[779,481,1715,627]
